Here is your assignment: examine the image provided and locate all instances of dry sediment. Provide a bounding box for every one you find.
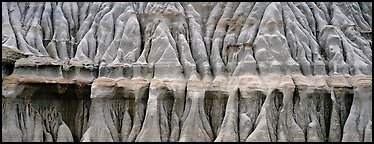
[2,2,372,142]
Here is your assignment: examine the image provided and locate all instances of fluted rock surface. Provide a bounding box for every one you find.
[2,2,372,142]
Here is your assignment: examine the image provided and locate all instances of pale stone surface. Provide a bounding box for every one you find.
[2,2,372,142]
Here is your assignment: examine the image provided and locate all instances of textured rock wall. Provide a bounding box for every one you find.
[2,2,372,142]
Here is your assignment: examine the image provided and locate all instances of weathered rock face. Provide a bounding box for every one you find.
[2,2,372,142]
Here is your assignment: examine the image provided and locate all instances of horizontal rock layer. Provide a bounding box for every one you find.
[2,2,372,142]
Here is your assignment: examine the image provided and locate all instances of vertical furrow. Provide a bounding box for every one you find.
[210,2,239,76]
[214,88,239,142]
[185,4,212,80]
[8,2,39,55]
[204,2,225,56]
[222,2,255,65]
[2,3,18,48]
[52,2,70,60]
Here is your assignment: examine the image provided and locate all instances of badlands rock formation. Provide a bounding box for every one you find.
[2,2,372,142]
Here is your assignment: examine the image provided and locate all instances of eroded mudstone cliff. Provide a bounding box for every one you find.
[2,2,372,142]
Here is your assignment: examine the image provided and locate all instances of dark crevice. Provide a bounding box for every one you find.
[323,91,332,142]
[204,91,228,139]
[274,89,283,113]
[292,87,301,113]
[2,63,15,77]
[319,45,330,75]
[163,91,175,127]
[203,91,215,138]
[273,89,283,141]
[25,83,92,142]
[341,89,354,129]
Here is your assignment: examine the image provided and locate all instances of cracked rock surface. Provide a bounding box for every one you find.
[2,2,372,142]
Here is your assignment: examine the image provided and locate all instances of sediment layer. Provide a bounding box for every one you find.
[2,2,372,142]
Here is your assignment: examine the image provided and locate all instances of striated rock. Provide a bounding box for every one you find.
[2,45,26,77]
[2,2,372,142]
